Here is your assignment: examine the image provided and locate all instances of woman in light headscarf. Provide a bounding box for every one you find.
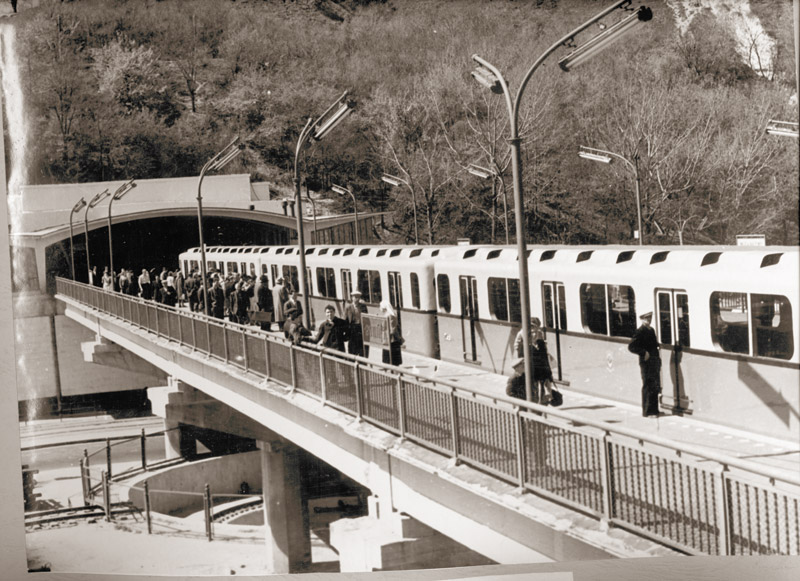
[379,300,403,365]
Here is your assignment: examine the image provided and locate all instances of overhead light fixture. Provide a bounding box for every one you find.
[381,174,403,187]
[72,198,87,213]
[331,184,349,195]
[578,148,612,163]
[470,67,503,94]
[766,120,799,139]
[312,100,356,141]
[467,164,494,179]
[88,189,111,208]
[559,6,653,71]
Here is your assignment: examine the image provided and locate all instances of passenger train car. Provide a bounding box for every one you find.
[179,244,799,440]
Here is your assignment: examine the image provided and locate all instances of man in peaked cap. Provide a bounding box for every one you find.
[344,289,368,357]
[628,311,661,417]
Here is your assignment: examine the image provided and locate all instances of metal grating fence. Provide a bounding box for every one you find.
[56,278,800,557]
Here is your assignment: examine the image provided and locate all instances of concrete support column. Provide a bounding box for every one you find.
[149,378,197,461]
[330,495,493,572]
[258,439,310,574]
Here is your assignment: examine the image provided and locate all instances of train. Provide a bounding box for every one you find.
[178,243,800,441]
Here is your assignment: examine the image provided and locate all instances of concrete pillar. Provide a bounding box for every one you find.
[258,439,310,573]
[330,495,493,572]
[149,379,197,460]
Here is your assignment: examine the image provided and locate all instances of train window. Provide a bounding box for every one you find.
[240,262,247,275]
[751,294,793,360]
[341,270,353,299]
[542,281,566,330]
[359,249,370,257]
[488,278,521,322]
[710,292,749,355]
[332,249,342,256]
[608,285,636,337]
[650,252,669,264]
[437,274,451,313]
[388,272,403,310]
[657,290,690,347]
[343,249,354,256]
[316,267,337,298]
[410,273,420,309]
[227,262,238,273]
[190,260,199,273]
[182,260,188,275]
[282,265,299,293]
[377,249,387,257]
[271,265,279,285]
[760,254,782,268]
[577,251,593,263]
[390,249,402,257]
[540,250,556,261]
[208,261,218,272]
[319,248,329,255]
[357,269,382,304]
[261,264,268,277]
[306,267,312,296]
[431,250,440,257]
[580,283,636,337]
[616,251,635,263]
[410,249,423,258]
[580,284,607,335]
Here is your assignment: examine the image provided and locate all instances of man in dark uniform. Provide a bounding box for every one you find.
[505,357,527,400]
[209,277,225,319]
[628,311,661,417]
[256,275,273,331]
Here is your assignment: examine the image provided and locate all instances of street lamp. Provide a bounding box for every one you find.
[381,173,419,245]
[766,120,799,139]
[471,0,653,402]
[331,184,360,245]
[107,179,137,289]
[84,189,110,284]
[294,92,356,328]
[579,146,643,245]
[197,137,241,315]
[304,183,318,244]
[69,197,87,281]
[468,163,508,244]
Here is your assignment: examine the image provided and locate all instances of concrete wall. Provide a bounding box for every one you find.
[128,450,262,516]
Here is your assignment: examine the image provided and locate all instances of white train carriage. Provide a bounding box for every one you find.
[432,244,799,439]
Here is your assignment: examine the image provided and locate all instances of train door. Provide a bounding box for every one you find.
[341,270,353,299]
[459,275,479,363]
[656,289,691,414]
[388,271,403,327]
[542,281,566,379]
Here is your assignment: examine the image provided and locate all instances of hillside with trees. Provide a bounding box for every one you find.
[7,0,799,245]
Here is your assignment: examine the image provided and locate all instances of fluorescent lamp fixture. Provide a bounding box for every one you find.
[113,180,136,200]
[210,146,241,171]
[470,67,503,94]
[72,198,87,213]
[559,6,653,71]
[766,120,799,139]
[89,190,111,208]
[331,184,349,196]
[468,164,494,179]
[381,174,403,187]
[313,100,356,141]
[578,150,612,163]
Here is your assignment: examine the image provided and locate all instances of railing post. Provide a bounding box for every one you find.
[205,318,212,357]
[396,375,406,439]
[514,407,526,489]
[354,362,363,420]
[204,483,213,541]
[177,309,183,346]
[145,303,151,333]
[264,336,271,379]
[106,437,112,480]
[166,306,171,340]
[242,328,249,371]
[154,306,160,337]
[79,458,89,506]
[319,352,327,402]
[600,431,616,522]
[448,388,460,462]
[223,323,229,363]
[715,465,732,556]
[83,449,92,501]
[102,471,111,521]
[140,428,147,471]
[190,315,197,352]
[144,480,152,535]
[289,345,297,392]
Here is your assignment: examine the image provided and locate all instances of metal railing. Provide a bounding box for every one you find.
[56,277,800,556]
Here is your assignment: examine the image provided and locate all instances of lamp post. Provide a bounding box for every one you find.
[468,164,508,244]
[579,146,643,245]
[766,120,799,139]
[84,189,110,284]
[197,137,241,316]
[107,179,137,289]
[304,183,318,244]
[381,173,418,245]
[294,91,355,329]
[331,184,359,245]
[471,1,652,402]
[69,197,87,281]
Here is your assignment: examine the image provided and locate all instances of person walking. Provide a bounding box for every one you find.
[272,277,288,330]
[256,275,273,331]
[138,268,151,300]
[185,271,198,312]
[628,311,661,417]
[314,304,348,352]
[379,300,403,365]
[344,290,368,357]
[209,277,225,319]
[175,270,185,308]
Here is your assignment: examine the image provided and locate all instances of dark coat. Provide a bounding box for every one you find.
[210,286,225,318]
[314,317,348,351]
[257,284,273,312]
[628,324,660,362]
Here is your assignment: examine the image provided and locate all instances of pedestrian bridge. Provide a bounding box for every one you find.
[54,278,800,572]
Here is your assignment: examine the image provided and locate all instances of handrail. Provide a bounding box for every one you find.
[55,277,800,557]
[55,278,800,486]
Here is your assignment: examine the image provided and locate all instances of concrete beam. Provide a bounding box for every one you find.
[81,335,166,378]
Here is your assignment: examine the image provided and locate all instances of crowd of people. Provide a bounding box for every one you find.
[88,265,402,364]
